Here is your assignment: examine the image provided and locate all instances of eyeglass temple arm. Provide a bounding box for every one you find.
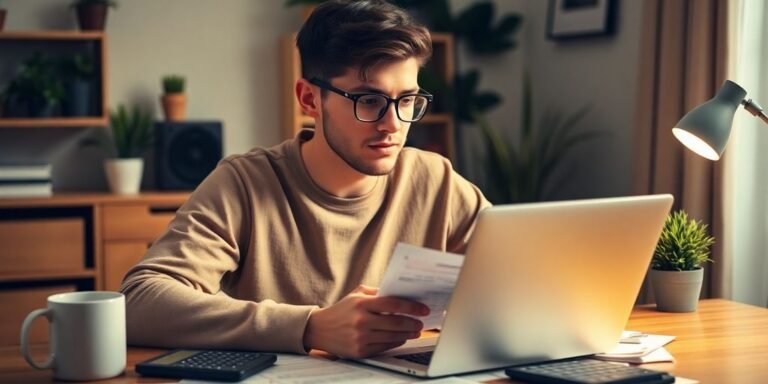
[741,98,768,126]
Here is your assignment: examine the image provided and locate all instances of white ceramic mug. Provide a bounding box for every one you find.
[20,291,126,381]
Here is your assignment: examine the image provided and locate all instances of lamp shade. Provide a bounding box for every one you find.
[672,80,747,160]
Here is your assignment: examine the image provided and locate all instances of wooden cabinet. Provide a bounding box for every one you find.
[0,193,188,347]
[0,31,108,128]
[280,32,455,160]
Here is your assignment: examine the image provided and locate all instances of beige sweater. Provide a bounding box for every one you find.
[121,130,490,354]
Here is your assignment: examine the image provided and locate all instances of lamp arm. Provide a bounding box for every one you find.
[741,98,768,126]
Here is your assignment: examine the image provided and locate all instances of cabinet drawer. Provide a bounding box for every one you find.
[0,219,85,273]
[102,203,178,241]
[0,285,77,346]
[103,241,150,292]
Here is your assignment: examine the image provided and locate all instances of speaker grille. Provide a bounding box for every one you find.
[168,127,221,183]
[156,121,223,190]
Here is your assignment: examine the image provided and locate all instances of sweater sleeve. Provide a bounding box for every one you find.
[120,160,317,354]
[446,166,492,254]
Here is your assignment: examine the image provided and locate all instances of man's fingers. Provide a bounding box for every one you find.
[365,312,424,332]
[361,296,430,316]
[361,341,407,357]
[353,285,379,296]
[365,330,422,344]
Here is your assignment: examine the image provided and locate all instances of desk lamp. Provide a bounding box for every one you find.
[672,80,768,160]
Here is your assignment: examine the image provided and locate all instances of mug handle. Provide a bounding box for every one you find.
[20,308,55,369]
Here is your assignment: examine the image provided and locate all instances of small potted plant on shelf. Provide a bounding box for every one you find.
[102,104,153,194]
[161,74,186,121]
[71,0,117,31]
[3,53,64,117]
[650,210,715,312]
[59,53,94,117]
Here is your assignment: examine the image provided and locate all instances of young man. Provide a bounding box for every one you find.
[121,0,490,359]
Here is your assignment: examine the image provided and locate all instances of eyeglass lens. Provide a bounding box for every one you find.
[355,94,429,122]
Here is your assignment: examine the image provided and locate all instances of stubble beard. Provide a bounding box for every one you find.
[322,110,397,176]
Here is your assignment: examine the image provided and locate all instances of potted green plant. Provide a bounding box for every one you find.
[71,0,117,31]
[650,210,715,312]
[59,54,94,117]
[102,104,153,194]
[3,54,64,117]
[160,75,186,121]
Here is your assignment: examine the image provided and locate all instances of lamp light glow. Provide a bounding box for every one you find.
[672,128,720,160]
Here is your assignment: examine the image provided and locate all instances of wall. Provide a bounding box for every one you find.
[521,0,644,200]
[1,0,303,190]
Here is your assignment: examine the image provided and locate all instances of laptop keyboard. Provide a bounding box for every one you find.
[393,351,433,366]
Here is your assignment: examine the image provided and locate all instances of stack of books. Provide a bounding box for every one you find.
[0,164,53,198]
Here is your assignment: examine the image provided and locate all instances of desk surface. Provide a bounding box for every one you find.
[1,299,766,383]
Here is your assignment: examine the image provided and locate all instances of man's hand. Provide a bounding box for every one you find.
[303,285,429,358]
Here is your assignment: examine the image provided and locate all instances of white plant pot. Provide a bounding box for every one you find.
[650,268,704,312]
[104,158,143,194]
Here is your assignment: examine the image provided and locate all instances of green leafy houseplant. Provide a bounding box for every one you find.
[652,210,715,271]
[3,53,65,117]
[59,54,94,80]
[476,76,601,203]
[106,104,153,159]
[162,75,185,94]
[160,75,187,121]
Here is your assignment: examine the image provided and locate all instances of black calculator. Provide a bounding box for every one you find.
[505,358,675,384]
[136,349,277,382]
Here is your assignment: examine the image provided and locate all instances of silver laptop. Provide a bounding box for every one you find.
[354,194,673,377]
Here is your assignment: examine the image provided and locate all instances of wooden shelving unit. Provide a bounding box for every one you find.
[0,30,109,128]
[280,32,456,160]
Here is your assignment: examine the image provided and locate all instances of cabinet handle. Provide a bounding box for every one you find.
[148,207,179,215]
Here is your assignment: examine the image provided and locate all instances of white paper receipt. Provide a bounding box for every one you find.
[377,243,464,330]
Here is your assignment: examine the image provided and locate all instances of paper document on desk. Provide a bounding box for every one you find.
[593,331,676,363]
[180,354,487,383]
[377,243,464,330]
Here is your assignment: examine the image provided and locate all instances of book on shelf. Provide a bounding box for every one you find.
[0,182,53,198]
[0,164,52,181]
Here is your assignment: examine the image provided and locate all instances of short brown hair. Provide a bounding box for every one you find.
[296,0,432,82]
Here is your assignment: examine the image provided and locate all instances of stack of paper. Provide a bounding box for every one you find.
[593,331,676,363]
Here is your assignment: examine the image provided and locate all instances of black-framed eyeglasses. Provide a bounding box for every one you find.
[309,78,433,123]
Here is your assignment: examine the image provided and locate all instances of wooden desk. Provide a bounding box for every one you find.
[1,299,766,383]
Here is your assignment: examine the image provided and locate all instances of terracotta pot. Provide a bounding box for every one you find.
[76,4,108,31]
[0,9,7,31]
[161,93,186,121]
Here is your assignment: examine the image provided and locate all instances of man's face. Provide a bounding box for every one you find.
[319,58,421,176]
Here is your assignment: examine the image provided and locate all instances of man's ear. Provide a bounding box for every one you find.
[296,79,320,119]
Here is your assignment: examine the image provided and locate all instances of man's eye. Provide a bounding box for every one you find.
[359,96,384,107]
[400,96,415,106]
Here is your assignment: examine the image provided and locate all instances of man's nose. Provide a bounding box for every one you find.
[376,103,401,133]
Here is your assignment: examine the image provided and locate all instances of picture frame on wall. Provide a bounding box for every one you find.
[547,0,617,40]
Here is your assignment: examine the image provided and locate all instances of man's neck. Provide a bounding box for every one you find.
[300,138,379,198]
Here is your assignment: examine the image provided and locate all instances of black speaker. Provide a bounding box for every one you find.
[155,121,223,190]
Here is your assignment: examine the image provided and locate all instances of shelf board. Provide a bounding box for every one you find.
[0,30,105,41]
[0,117,108,128]
[0,192,192,208]
[419,113,453,125]
[0,270,96,283]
